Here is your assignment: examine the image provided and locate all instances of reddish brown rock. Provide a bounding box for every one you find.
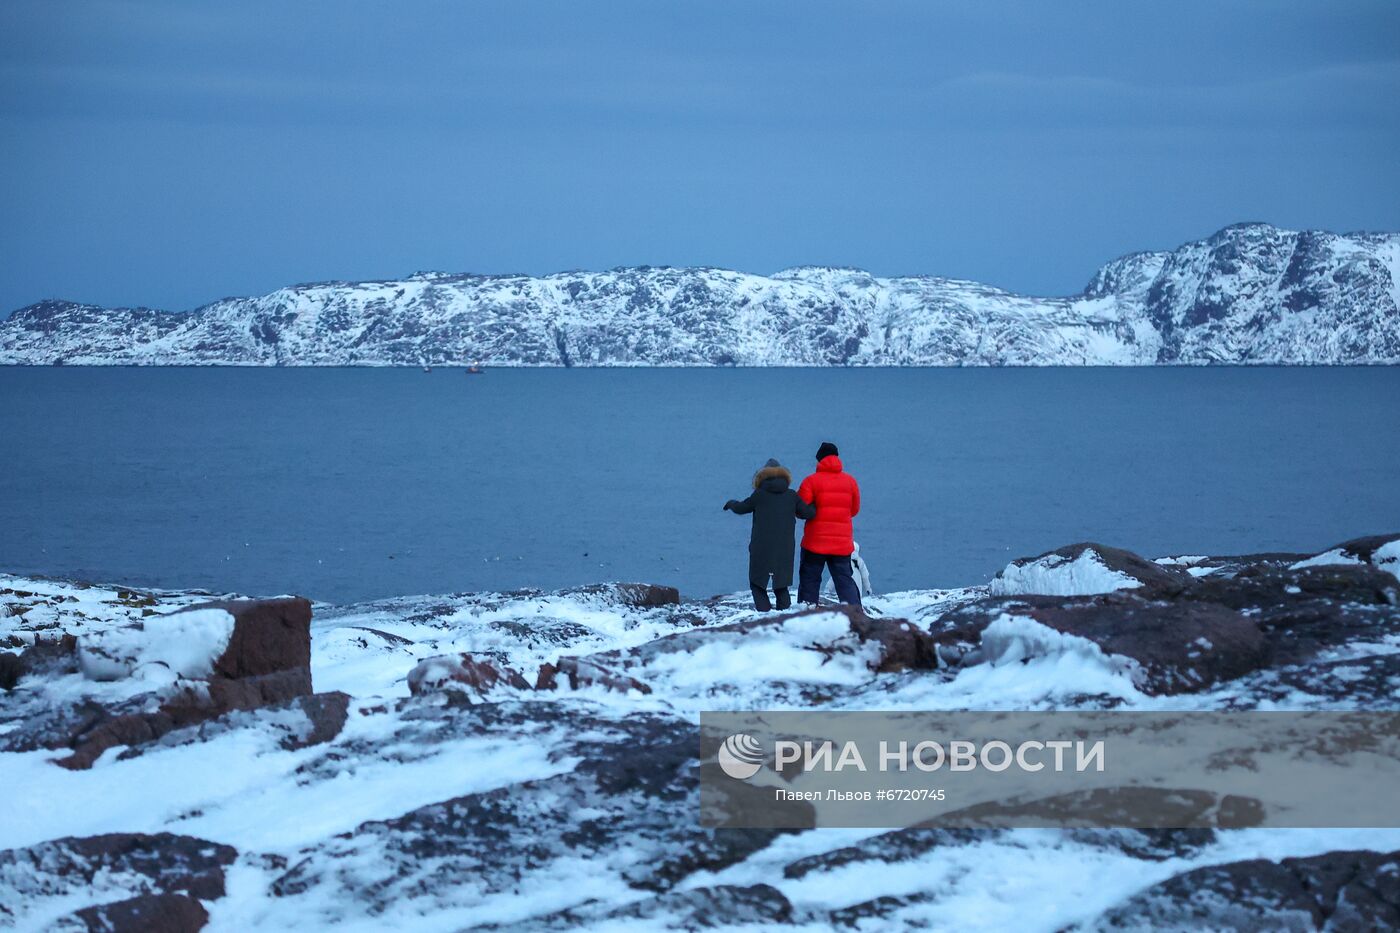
[407,653,531,698]
[537,656,653,695]
[205,597,312,679]
[44,597,319,769]
[72,892,210,933]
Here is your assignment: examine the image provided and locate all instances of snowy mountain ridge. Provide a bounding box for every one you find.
[3,222,1398,365]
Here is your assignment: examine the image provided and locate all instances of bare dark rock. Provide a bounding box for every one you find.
[72,892,210,933]
[287,690,351,749]
[1020,594,1271,694]
[0,832,236,928]
[1064,828,1218,861]
[487,883,794,930]
[407,652,531,698]
[931,592,1270,696]
[561,582,681,608]
[204,597,312,679]
[1088,848,1400,930]
[784,827,993,880]
[932,786,1265,829]
[0,651,20,691]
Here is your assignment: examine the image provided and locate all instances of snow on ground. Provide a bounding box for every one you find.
[3,567,1399,929]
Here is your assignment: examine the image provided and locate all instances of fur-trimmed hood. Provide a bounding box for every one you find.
[753,464,793,491]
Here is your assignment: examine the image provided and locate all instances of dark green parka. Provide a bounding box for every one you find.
[725,463,816,588]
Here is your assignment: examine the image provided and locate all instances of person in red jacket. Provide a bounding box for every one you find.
[796,441,862,606]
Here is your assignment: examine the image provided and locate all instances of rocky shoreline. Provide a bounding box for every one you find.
[2,533,1398,930]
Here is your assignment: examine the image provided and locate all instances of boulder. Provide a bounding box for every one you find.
[991,543,1190,597]
[537,655,652,694]
[1088,848,1400,930]
[929,786,1265,829]
[0,832,236,930]
[0,651,20,691]
[1016,594,1271,694]
[932,592,1270,695]
[560,582,681,608]
[206,597,312,678]
[71,892,210,933]
[407,653,531,698]
[499,883,794,930]
[31,597,321,769]
[1291,532,1400,582]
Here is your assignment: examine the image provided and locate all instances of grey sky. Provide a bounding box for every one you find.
[1,0,1397,314]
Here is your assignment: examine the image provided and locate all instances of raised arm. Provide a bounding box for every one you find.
[724,494,756,515]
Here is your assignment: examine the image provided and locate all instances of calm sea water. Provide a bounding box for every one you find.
[2,367,1397,603]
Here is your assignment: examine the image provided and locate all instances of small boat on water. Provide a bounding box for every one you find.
[465,362,484,375]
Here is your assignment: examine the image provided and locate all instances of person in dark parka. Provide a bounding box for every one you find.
[724,459,817,611]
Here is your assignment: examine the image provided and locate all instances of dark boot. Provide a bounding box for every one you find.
[774,587,791,611]
[750,584,773,612]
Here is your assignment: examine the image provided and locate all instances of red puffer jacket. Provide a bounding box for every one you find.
[797,455,861,556]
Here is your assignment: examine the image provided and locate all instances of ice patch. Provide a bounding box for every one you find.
[1290,548,1362,571]
[1155,555,1208,567]
[980,613,1144,688]
[990,550,1141,597]
[76,608,236,681]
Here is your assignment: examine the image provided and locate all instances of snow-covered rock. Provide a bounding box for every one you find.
[1291,533,1400,584]
[990,543,1186,597]
[3,536,1400,928]
[3,222,1397,366]
[77,608,235,682]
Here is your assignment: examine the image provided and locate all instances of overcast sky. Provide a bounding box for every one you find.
[1,0,1397,314]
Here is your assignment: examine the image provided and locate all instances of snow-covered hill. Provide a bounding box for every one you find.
[3,222,1398,366]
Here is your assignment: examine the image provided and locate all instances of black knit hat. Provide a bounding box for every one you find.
[816,441,839,460]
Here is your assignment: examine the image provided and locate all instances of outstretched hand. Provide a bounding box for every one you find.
[723,500,738,512]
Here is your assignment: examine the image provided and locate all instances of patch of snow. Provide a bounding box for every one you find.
[990,550,1141,597]
[1374,540,1400,581]
[1290,548,1363,571]
[639,611,883,691]
[1154,555,1209,567]
[979,613,1145,691]
[76,608,235,681]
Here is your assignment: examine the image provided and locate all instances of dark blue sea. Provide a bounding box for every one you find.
[2,367,1397,603]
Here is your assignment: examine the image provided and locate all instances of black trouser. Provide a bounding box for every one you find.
[750,580,792,612]
[797,548,862,606]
